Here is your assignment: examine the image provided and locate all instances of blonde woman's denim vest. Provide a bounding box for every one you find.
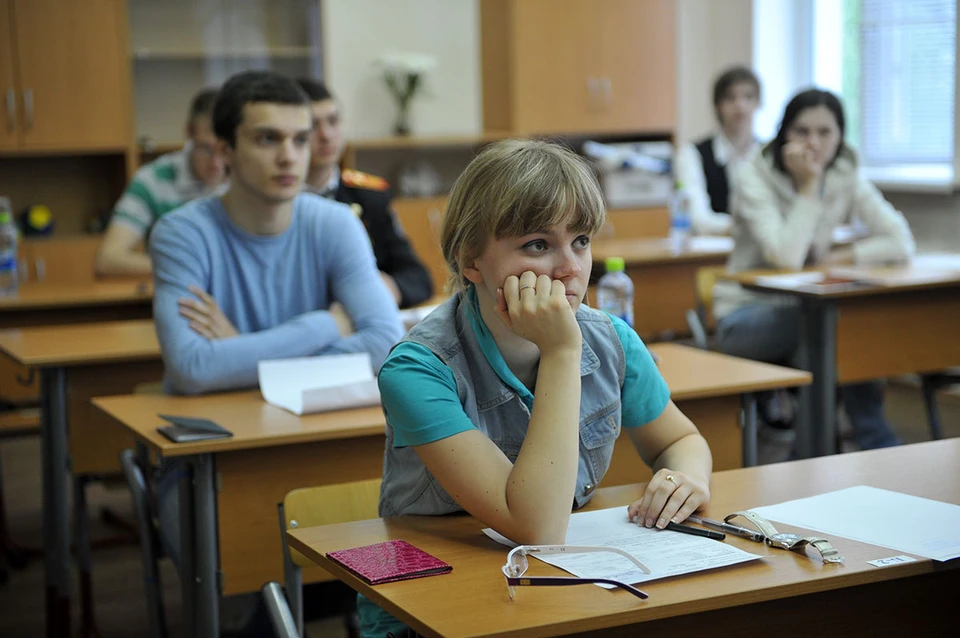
[379,293,626,517]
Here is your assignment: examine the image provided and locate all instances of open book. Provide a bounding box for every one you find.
[258,352,380,416]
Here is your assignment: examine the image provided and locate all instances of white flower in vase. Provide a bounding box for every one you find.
[374,53,438,136]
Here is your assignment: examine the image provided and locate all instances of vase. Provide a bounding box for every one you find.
[394,105,411,137]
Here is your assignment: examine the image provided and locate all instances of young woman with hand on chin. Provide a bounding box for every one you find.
[361,139,713,638]
[715,89,915,451]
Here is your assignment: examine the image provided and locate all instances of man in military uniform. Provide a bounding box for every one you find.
[296,78,433,309]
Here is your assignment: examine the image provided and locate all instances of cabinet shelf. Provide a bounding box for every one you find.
[133,46,317,60]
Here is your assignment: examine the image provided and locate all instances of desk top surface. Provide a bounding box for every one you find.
[288,438,960,638]
[0,319,159,367]
[0,280,152,311]
[92,390,387,456]
[649,343,810,398]
[727,253,960,299]
[91,342,808,455]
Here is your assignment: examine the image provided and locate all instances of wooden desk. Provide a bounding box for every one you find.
[92,345,808,636]
[0,279,152,405]
[93,392,387,637]
[605,343,811,486]
[0,319,160,637]
[727,256,960,457]
[289,438,960,638]
[0,279,152,328]
[591,236,732,341]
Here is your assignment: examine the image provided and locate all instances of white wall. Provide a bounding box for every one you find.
[675,0,754,142]
[322,0,481,139]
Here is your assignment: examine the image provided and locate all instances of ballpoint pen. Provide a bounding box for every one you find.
[663,521,726,541]
[687,515,765,542]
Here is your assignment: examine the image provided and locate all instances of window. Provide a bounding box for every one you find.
[813,0,957,190]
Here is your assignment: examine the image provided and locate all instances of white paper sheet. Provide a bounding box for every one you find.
[826,253,960,286]
[687,236,734,253]
[753,272,827,288]
[484,506,762,587]
[258,353,380,415]
[397,303,440,331]
[751,486,960,562]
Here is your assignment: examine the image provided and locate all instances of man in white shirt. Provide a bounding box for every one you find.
[674,66,762,235]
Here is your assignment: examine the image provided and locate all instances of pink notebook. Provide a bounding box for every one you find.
[326,540,452,585]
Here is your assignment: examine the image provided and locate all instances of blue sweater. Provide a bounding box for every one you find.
[149,193,404,395]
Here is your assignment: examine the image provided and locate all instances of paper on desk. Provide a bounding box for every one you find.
[687,236,734,253]
[484,506,762,587]
[751,486,960,562]
[753,272,827,288]
[829,253,960,287]
[397,303,441,331]
[258,353,380,416]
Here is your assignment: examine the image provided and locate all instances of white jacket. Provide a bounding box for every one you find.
[714,145,916,318]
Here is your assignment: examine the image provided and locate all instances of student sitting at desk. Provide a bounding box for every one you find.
[150,70,403,397]
[96,88,228,276]
[674,66,762,235]
[364,140,713,637]
[715,88,915,450]
[296,77,434,309]
[149,71,404,571]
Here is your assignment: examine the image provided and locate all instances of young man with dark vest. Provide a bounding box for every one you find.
[296,77,434,309]
[674,66,762,235]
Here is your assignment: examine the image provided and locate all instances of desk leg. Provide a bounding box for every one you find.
[178,458,196,638]
[740,393,758,467]
[41,367,71,638]
[179,453,220,638]
[192,454,220,637]
[797,299,839,458]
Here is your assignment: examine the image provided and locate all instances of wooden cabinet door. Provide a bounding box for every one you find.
[11,0,130,150]
[0,0,18,150]
[596,0,676,133]
[511,0,594,134]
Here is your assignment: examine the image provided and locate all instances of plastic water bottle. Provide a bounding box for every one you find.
[596,256,634,327]
[669,181,692,254]
[0,199,18,296]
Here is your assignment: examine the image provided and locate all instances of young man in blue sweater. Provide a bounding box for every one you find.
[149,71,404,573]
[149,70,403,395]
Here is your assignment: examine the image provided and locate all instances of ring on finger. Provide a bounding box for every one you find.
[665,474,677,485]
[518,284,535,292]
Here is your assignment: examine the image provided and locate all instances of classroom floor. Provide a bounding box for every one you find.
[0,381,958,637]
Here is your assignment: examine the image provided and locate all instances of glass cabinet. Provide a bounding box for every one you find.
[129,0,323,147]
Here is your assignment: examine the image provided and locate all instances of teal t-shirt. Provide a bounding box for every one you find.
[379,287,670,447]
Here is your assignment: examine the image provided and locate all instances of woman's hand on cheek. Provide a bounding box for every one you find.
[497,271,581,355]
[783,141,822,195]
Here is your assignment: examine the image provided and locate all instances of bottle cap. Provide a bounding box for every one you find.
[604,256,625,272]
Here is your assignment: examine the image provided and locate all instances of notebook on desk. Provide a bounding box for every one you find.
[156,414,233,443]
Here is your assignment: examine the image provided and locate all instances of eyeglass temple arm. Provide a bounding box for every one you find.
[505,575,649,600]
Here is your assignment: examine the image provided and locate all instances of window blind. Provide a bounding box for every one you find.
[859,0,956,165]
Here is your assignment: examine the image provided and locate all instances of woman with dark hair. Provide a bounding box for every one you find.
[714,88,915,451]
[674,66,762,235]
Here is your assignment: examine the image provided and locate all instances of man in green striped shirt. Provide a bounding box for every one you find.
[95,88,228,276]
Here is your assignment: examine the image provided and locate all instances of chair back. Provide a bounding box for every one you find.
[695,264,727,315]
[281,478,382,568]
[686,264,728,350]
